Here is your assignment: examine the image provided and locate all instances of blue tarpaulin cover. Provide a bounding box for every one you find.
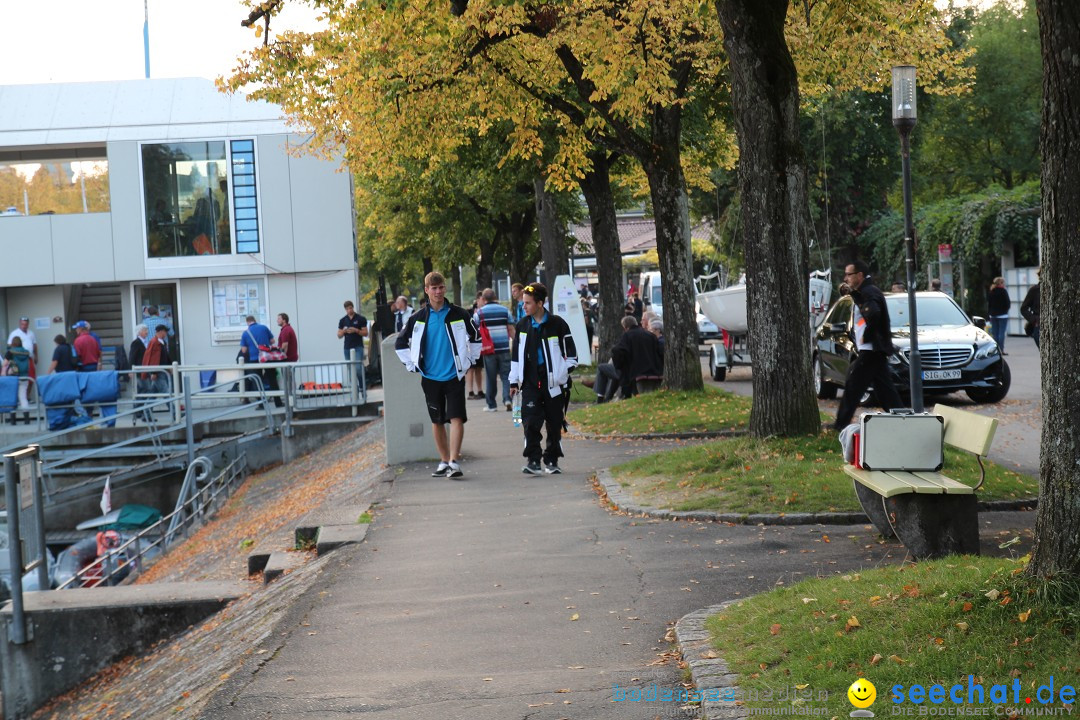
[37,373,81,405]
[79,371,120,404]
[0,376,17,413]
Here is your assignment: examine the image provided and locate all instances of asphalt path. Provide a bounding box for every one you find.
[702,334,1043,478]
[204,406,1034,720]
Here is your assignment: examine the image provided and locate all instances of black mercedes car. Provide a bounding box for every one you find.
[813,291,1010,404]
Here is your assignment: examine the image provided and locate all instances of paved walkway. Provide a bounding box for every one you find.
[201,406,1032,720]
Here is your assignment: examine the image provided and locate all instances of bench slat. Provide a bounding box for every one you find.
[909,471,975,494]
[933,404,998,457]
[844,466,942,498]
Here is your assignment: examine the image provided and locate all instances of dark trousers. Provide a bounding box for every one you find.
[521,383,566,465]
[594,363,621,401]
[833,350,903,429]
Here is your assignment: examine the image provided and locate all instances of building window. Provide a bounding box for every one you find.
[142,141,241,258]
[209,277,268,345]
[0,154,110,216]
[230,140,261,254]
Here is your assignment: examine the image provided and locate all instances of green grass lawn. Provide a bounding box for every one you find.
[611,433,1038,514]
[568,387,753,435]
[705,558,1080,717]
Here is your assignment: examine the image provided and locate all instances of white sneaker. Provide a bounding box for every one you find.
[483,406,498,412]
[447,461,464,479]
[431,462,450,477]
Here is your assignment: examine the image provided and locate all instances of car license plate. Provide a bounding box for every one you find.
[923,369,961,381]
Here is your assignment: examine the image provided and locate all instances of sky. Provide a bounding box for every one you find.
[0,0,321,86]
[0,0,1002,87]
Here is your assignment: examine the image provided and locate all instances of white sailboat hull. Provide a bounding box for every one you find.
[696,285,748,334]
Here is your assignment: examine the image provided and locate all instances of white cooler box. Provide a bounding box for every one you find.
[859,410,944,471]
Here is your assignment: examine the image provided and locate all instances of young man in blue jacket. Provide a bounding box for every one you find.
[395,271,482,478]
[508,283,578,475]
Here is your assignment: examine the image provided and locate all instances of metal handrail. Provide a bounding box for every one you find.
[165,456,213,543]
[55,454,247,590]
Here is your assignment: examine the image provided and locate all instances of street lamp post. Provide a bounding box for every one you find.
[892,65,924,413]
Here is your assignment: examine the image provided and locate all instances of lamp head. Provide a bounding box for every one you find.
[892,65,917,131]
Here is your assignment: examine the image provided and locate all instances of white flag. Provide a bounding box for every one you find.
[100,477,112,516]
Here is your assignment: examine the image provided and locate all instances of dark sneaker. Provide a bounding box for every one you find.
[447,462,464,479]
[522,461,543,475]
[505,401,512,411]
[431,462,450,477]
[544,462,562,475]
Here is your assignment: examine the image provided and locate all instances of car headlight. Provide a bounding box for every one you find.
[888,351,904,365]
[974,343,1000,360]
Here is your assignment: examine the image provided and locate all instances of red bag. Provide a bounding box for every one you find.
[192,233,214,255]
[478,314,495,356]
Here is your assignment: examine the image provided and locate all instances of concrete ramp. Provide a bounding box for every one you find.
[0,581,245,720]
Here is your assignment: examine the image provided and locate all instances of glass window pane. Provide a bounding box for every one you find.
[0,156,110,216]
[231,140,254,152]
[235,208,257,220]
[234,174,255,187]
[142,141,230,258]
[234,185,256,198]
[236,218,258,231]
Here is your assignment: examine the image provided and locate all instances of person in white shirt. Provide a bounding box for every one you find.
[7,316,37,367]
[392,296,413,334]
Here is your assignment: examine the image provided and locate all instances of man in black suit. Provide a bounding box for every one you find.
[833,260,904,430]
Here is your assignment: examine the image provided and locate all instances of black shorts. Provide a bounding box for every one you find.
[421,376,467,424]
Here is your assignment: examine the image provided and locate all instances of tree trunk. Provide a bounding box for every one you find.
[535,176,568,289]
[476,233,499,294]
[506,206,539,287]
[1027,0,1080,579]
[451,265,463,306]
[717,0,820,437]
[642,107,704,392]
[578,151,625,363]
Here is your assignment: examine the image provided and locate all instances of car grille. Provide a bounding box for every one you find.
[904,345,973,369]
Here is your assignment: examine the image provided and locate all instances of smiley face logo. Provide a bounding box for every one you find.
[848,678,877,709]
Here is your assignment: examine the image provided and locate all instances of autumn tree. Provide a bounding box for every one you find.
[1027,0,1080,580]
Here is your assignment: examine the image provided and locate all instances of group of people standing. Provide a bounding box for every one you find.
[394,273,577,479]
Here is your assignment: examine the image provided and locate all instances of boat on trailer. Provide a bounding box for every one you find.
[696,270,833,380]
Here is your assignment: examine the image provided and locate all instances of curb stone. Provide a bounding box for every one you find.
[596,470,1038,525]
[675,601,748,720]
[572,429,749,441]
[596,469,870,525]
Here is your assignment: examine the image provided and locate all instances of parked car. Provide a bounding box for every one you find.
[696,303,721,344]
[1,206,21,216]
[814,291,1010,404]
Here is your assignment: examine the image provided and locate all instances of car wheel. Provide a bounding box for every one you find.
[815,354,837,399]
[966,359,1011,404]
[709,347,726,382]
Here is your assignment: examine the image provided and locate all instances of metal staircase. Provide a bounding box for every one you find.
[76,283,124,355]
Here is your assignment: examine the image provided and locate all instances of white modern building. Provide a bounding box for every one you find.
[0,78,358,372]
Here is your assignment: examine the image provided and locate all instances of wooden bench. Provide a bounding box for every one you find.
[634,375,663,394]
[843,405,998,559]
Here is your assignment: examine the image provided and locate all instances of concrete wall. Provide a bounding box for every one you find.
[107,140,149,282]
[3,286,66,376]
[0,583,243,720]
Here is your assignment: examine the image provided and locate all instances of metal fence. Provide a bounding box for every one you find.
[54,453,247,590]
[2,355,367,434]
